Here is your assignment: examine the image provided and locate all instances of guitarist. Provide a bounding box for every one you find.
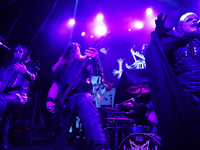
[0,44,39,150]
[46,43,106,150]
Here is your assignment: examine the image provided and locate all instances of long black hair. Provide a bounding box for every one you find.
[51,42,81,72]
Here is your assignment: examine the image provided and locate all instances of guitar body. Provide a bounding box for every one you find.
[0,60,40,119]
[0,92,27,109]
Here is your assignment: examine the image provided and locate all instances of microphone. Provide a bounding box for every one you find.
[0,41,11,50]
[196,20,200,27]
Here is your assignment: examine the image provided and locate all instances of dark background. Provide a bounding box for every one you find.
[0,0,198,93]
[0,0,199,125]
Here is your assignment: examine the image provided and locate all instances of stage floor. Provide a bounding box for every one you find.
[6,144,77,150]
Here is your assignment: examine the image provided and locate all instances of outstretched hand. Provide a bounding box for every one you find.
[155,13,173,37]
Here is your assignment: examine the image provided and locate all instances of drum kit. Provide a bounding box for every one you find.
[100,83,161,150]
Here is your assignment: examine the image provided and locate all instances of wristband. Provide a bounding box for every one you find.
[47,97,55,102]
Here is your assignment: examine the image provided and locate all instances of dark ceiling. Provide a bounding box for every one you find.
[0,0,198,94]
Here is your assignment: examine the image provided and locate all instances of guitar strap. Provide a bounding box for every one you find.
[56,57,89,108]
[61,60,79,86]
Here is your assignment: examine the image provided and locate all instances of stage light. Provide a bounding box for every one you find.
[68,19,75,26]
[81,32,85,36]
[96,14,104,21]
[128,29,131,31]
[134,21,144,29]
[94,24,107,36]
[146,8,153,16]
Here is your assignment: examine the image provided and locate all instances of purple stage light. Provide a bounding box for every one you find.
[96,14,104,22]
[146,8,153,16]
[134,21,144,29]
[94,24,107,36]
[68,19,75,26]
[81,32,85,36]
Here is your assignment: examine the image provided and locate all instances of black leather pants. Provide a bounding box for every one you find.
[53,93,106,150]
[0,102,21,148]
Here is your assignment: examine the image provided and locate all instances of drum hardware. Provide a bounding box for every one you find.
[121,96,146,108]
[111,97,138,150]
[123,124,151,134]
[126,83,150,94]
[100,107,121,112]
[123,101,146,107]
[103,95,155,150]
[105,117,135,122]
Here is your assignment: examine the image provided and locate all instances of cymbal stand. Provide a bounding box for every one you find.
[113,94,142,150]
[114,103,119,150]
[118,97,135,106]
[113,97,136,150]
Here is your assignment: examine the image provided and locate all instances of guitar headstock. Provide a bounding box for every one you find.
[93,32,111,48]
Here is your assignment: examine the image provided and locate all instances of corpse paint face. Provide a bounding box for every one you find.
[69,43,81,59]
[179,13,200,37]
[14,46,25,60]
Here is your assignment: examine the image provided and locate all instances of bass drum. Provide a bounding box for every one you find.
[119,133,161,150]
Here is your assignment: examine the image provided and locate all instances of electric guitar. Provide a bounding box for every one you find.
[1,47,32,94]
[55,32,110,113]
[0,50,40,111]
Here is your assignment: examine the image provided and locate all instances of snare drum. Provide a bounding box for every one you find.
[119,133,161,150]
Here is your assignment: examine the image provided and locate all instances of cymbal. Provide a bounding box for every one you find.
[100,107,121,112]
[105,117,135,122]
[126,84,150,94]
[123,102,146,107]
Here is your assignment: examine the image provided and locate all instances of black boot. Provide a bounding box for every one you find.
[0,135,8,150]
